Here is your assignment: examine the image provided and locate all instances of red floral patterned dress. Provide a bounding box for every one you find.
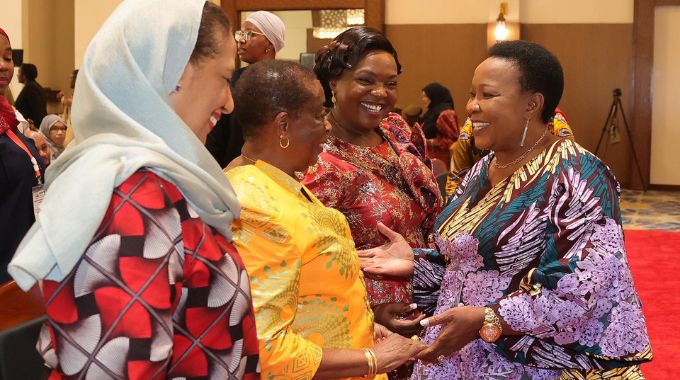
[303,114,442,306]
[38,170,260,379]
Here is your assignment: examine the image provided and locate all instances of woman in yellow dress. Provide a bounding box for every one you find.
[225,60,426,379]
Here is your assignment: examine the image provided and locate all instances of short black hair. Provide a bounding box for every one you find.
[314,26,401,106]
[488,40,563,123]
[21,63,38,81]
[235,60,319,139]
[190,2,231,64]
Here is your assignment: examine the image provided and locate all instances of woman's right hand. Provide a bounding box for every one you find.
[373,333,427,374]
[357,223,414,277]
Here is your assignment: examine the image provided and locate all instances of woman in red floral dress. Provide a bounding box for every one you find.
[303,27,443,337]
[8,1,259,378]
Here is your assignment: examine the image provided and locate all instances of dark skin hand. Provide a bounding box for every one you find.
[373,302,425,337]
[415,306,486,363]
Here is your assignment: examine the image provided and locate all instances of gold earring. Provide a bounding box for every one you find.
[332,92,337,105]
[279,134,290,149]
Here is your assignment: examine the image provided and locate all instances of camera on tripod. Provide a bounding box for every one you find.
[595,88,647,191]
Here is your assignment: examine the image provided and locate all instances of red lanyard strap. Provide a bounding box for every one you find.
[6,129,42,183]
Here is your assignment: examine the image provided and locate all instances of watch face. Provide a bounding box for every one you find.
[479,324,502,343]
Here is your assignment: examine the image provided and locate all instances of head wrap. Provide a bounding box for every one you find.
[0,96,18,135]
[39,114,62,142]
[39,114,66,160]
[0,28,17,135]
[246,11,285,53]
[9,0,240,290]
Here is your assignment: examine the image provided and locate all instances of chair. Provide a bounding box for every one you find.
[0,281,48,380]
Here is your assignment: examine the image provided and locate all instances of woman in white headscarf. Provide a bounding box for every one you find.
[205,10,286,168]
[39,114,67,160]
[8,0,260,378]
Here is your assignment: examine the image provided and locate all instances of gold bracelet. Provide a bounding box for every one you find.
[363,348,377,377]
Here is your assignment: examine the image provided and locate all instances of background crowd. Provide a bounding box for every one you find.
[0,1,651,379]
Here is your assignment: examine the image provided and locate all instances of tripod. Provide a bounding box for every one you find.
[594,88,647,191]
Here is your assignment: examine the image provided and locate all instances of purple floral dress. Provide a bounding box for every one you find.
[412,139,651,379]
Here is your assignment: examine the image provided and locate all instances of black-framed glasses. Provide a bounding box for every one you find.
[234,30,265,43]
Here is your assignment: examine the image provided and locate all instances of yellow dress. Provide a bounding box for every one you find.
[227,161,387,380]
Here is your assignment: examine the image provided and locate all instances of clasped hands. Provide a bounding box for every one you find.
[359,223,487,363]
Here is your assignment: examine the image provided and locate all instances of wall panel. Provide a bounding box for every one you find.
[386,23,634,185]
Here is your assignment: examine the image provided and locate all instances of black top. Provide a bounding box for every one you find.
[0,132,45,282]
[205,67,246,168]
[421,83,454,139]
[15,80,48,125]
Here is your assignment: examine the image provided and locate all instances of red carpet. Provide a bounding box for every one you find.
[625,229,680,379]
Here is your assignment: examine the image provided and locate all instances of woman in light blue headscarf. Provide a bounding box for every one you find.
[8,0,260,378]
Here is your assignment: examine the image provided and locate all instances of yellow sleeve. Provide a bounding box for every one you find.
[446,139,475,197]
[232,208,323,379]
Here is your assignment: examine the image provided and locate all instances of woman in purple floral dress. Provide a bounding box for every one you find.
[364,41,652,379]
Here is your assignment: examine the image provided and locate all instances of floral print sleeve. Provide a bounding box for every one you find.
[414,140,650,379]
[496,159,651,370]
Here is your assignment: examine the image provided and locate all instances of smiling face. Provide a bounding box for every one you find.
[170,28,236,143]
[0,34,13,93]
[237,21,272,64]
[330,50,398,132]
[287,80,331,172]
[466,57,534,152]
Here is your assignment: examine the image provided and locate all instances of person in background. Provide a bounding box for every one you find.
[0,27,45,284]
[14,63,47,126]
[205,10,285,168]
[39,114,68,161]
[304,27,443,379]
[227,59,425,380]
[421,83,459,167]
[401,104,422,129]
[24,128,51,167]
[364,40,651,379]
[446,107,573,196]
[8,1,260,377]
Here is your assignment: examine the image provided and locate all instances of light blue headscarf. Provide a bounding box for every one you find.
[9,0,240,290]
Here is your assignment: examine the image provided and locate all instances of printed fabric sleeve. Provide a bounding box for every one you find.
[493,157,652,372]
[232,208,323,380]
[39,171,260,379]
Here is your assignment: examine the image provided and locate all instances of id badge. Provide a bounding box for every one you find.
[32,184,45,219]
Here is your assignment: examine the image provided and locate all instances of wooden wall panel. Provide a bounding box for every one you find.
[384,24,487,126]
[386,23,635,185]
[522,24,634,185]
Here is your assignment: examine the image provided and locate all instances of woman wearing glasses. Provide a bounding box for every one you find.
[39,114,68,161]
[205,10,286,168]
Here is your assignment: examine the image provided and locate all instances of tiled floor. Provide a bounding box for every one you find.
[621,189,680,231]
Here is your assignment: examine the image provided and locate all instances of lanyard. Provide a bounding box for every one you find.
[5,129,42,184]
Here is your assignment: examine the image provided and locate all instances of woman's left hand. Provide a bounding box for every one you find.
[357,223,414,277]
[415,306,486,363]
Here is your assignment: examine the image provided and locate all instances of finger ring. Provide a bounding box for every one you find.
[437,355,446,362]
[411,335,420,342]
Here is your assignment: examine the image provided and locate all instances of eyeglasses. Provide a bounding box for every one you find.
[50,126,67,132]
[234,30,265,43]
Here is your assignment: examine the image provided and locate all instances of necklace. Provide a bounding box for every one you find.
[241,154,258,163]
[494,128,549,169]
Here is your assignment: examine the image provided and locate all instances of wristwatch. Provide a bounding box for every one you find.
[479,307,503,343]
